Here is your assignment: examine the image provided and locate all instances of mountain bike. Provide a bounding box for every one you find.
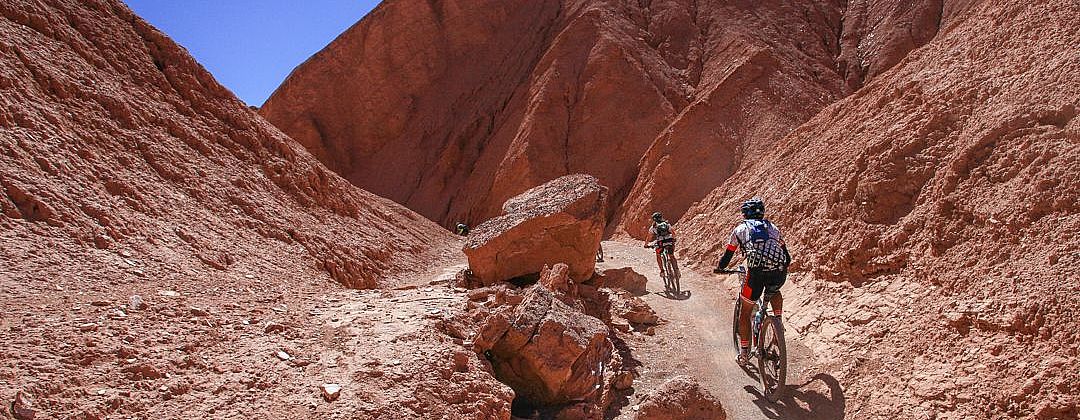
[645,239,680,294]
[716,266,787,401]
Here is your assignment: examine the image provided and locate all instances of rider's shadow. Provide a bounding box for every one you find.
[744,373,846,420]
[654,289,691,300]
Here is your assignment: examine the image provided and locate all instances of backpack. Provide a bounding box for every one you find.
[654,221,672,238]
[738,220,789,270]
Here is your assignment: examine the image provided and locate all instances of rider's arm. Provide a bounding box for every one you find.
[715,245,736,271]
[713,229,740,272]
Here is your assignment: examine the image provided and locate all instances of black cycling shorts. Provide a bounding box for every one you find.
[740,269,786,302]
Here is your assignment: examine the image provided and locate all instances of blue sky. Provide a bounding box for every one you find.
[122,1,382,106]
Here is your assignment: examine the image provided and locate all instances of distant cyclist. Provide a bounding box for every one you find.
[713,198,791,365]
[646,212,676,275]
[455,222,470,236]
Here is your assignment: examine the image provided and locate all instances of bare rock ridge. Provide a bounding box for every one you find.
[260,0,947,236]
[464,174,606,285]
[0,0,453,289]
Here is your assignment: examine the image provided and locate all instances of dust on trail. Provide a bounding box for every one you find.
[599,240,846,420]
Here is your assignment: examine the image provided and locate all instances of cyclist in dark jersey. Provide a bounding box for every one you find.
[647,212,676,275]
[713,198,791,365]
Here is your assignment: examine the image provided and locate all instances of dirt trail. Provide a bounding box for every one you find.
[599,240,846,419]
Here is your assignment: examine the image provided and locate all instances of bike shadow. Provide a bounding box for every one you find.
[743,373,846,420]
[653,289,691,300]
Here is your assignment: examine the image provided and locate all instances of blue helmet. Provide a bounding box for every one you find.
[741,198,765,219]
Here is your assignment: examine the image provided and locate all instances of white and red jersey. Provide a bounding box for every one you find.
[725,219,788,271]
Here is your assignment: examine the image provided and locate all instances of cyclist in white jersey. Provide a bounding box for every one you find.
[713,198,791,365]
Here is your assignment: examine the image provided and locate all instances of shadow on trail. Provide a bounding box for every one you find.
[743,373,846,419]
[654,289,691,300]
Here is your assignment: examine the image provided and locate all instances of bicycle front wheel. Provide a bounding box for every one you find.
[757,316,787,401]
[731,297,742,355]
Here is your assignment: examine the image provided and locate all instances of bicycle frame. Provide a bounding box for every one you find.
[719,266,787,401]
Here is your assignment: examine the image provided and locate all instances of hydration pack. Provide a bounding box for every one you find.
[654,221,672,238]
[738,220,789,270]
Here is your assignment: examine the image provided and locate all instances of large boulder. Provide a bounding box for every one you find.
[635,376,726,420]
[474,282,613,410]
[464,174,607,285]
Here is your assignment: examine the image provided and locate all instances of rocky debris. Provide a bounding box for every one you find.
[613,371,635,391]
[594,267,647,295]
[464,175,607,286]
[610,290,659,326]
[474,283,615,412]
[634,376,726,420]
[11,391,35,420]
[320,384,342,402]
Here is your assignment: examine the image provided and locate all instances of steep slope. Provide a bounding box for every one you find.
[0,1,506,418]
[679,0,1079,417]
[0,0,453,289]
[260,0,946,236]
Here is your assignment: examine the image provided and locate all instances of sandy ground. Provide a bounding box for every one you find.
[598,240,845,419]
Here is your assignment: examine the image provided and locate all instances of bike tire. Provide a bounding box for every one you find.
[663,252,679,294]
[731,297,742,355]
[757,316,787,402]
[668,251,680,293]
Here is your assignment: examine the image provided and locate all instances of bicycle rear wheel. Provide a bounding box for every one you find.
[757,316,787,401]
[663,252,679,293]
[667,251,680,293]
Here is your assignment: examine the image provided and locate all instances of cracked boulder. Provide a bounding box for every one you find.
[464,174,607,286]
[474,282,614,410]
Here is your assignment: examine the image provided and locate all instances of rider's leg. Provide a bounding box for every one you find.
[770,291,783,318]
[655,249,663,272]
[768,271,787,318]
[738,273,760,355]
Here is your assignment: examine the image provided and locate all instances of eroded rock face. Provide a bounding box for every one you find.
[677,0,1080,417]
[475,283,613,409]
[0,0,453,290]
[464,174,607,285]
[261,0,946,235]
[635,375,726,420]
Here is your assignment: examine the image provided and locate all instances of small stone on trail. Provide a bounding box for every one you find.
[321,384,342,401]
[78,323,98,332]
[264,322,285,333]
[12,391,35,420]
[190,307,209,317]
[158,290,180,297]
[276,351,292,361]
[129,295,145,310]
